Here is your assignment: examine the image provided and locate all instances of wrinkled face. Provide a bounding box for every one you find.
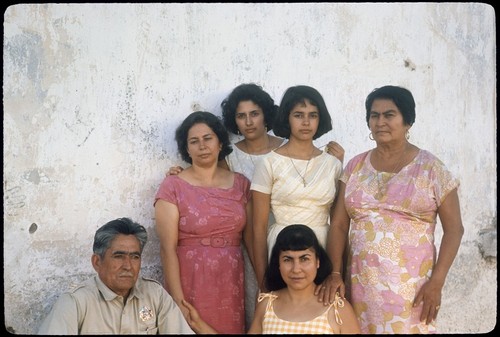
[279,247,319,290]
[186,123,221,166]
[368,98,408,143]
[234,100,267,141]
[92,234,141,298]
[288,99,319,141]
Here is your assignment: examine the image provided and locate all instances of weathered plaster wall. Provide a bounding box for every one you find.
[3,3,496,334]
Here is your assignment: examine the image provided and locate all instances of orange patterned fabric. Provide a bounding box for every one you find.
[258,292,344,334]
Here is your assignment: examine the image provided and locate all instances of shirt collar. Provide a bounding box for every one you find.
[95,275,143,301]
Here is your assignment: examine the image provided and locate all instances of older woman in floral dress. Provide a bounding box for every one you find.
[322,85,464,333]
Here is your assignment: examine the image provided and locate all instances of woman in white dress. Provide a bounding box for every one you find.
[251,85,343,293]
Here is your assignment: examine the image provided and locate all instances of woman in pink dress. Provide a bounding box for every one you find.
[322,86,464,333]
[154,111,252,334]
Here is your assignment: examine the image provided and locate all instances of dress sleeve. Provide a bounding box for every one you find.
[154,176,179,206]
[250,155,273,194]
[428,155,460,207]
[340,151,369,185]
[235,172,252,202]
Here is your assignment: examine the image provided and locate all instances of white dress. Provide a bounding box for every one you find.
[251,151,342,258]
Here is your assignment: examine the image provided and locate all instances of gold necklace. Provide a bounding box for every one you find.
[242,135,271,166]
[287,148,314,187]
[374,145,408,199]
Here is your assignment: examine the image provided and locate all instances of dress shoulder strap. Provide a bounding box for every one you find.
[258,291,278,311]
[257,291,278,302]
[328,292,346,326]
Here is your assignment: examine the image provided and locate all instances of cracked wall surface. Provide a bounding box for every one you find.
[3,3,496,334]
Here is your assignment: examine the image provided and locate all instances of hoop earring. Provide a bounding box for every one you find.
[369,132,375,140]
[406,130,410,140]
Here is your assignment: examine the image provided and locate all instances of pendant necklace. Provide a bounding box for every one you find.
[287,147,314,187]
[375,144,408,199]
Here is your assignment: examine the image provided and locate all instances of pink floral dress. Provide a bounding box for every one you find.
[154,173,251,334]
[341,149,459,334]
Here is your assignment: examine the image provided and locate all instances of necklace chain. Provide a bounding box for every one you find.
[287,148,314,187]
[243,135,275,167]
[375,145,408,198]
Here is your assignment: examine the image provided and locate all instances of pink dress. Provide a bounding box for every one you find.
[154,173,251,334]
[341,149,459,334]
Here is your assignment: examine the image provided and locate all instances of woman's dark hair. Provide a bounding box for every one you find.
[365,85,416,127]
[273,85,332,140]
[93,217,147,258]
[221,83,279,134]
[265,224,332,291]
[175,111,232,164]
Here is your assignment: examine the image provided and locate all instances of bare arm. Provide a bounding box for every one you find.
[252,190,271,292]
[414,188,464,324]
[154,199,188,318]
[318,182,350,304]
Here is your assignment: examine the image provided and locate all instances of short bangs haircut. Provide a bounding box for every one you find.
[265,224,332,291]
[273,85,332,140]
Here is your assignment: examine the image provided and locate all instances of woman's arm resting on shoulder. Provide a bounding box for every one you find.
[166,166,184,176]
[319,182,349,304]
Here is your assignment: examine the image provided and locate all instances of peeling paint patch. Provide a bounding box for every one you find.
[4,30,47,100]
[22,169,51,185]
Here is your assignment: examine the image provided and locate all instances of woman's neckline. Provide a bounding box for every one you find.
[367,148,421,173]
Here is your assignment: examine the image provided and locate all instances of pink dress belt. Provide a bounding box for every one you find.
[178,235,241,248]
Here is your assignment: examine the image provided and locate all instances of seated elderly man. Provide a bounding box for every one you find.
[38,217,214,334]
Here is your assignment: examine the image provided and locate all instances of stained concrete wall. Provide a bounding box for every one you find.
[3,3,496,334]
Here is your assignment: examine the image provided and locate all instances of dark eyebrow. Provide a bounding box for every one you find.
[281,252,313,259]
[371,109,397,114]
[112,250,141,256]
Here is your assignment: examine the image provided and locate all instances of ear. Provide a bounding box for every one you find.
[91,254,100,272]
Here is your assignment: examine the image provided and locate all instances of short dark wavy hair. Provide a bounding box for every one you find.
[175,111,232,164]
[365,85,416,128]
[265,224,333,291]
[93,218,147,258]
[273,85,332,140]
[221,83,279,135]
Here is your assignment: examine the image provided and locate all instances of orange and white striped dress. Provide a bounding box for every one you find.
[258,292,344,334]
